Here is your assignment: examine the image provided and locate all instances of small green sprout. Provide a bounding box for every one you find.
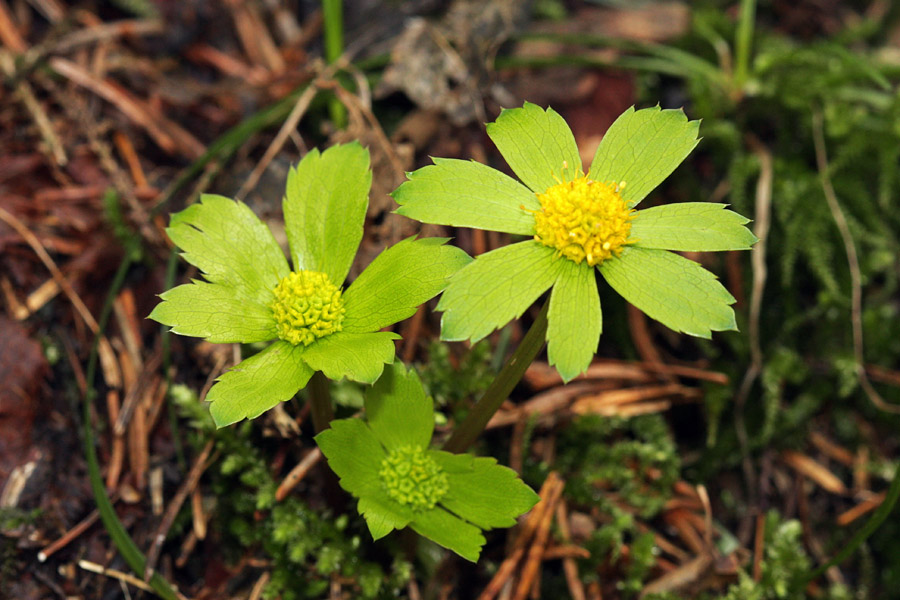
[394,103,757,381]
[150,143,470,427]
[315,362,539,561]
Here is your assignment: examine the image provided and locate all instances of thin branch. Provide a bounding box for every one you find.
[734,137,773,506]
[811,110,900,413]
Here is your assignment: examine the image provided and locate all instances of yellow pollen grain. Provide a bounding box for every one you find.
[532,174,634,266]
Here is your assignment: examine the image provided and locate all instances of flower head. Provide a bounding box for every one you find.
[315,363,539,561]
[393,104,757,382]
[150,143,470,427]
[532,174,634,265]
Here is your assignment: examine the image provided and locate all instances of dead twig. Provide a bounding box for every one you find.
[554,501,586,600]
[275,447,323,502]
[479,472,564,600]
[79,560,155,594]
[782,450,848,495]
[734,137,773,509]
[235,60,346,201]
[0,50,67,165]
[52,19,164,54]
[836,491,886,526]
[143,440,215,582]
[811,110,900,413]
[0,205,121,388]
[0,0,27,52]
[49,57,204,159]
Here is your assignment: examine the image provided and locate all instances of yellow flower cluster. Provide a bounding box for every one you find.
[533,175,634,266]
[270,270,345,346]
[379,445,449,512]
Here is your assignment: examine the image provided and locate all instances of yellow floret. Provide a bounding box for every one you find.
[270,270,345,346]
[379,445,448,512]
[532,175,634,266]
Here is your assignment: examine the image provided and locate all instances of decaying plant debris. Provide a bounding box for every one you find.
[2,1,899,598]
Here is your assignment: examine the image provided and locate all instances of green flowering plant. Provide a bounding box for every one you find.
[394,103,757,381]
[150,143,470,427]
[315,362,539,561]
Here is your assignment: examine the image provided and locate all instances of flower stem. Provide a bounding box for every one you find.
[443,300,549,453]
[322,0,347,128]
[733,0,757,91]
[308,371,334,433]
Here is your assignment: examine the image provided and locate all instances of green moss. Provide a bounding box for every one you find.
[174,387,411,599]
[420,339,496,415]
[556,414,679,518]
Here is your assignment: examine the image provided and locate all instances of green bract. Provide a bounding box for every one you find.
[315,363,539,561]
[150,143,471,427]
[393,103,757,382]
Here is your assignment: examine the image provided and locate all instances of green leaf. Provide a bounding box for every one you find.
[300,331,399,384]
[342,237,471,333]
[393,158,539,235]
[166,194,289,305]
[588,106,700,208]
[283,143,371,283]
[630,203,757,251]
[149,281,276,343]
[317,418,413,539]
[438,241,563,342]
[207,341,312,427]
[486,102,582,193]
[547,261,601,382]
[357,496,412,540]
[599,247,736,338]
[432,451,539,530]
[365,362,434,451]
[315,418,388,499]
[410,507,486,562]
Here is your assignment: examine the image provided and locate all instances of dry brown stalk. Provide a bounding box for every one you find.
[479,472,563,600]
[487,382,599,430]
[663,509,705,554]
[752,512,765,581]
[0,204,121,387]
[79,560,155,594]
[105,390,125,491]
[811,110,900,413]
[15,278,61,320]
[0,1,27,52]
[49,57,204,159]
[275,447,323,502]
[781,450,848,495]
[809,432,855,466]
[512,475,565,600]
[400,304,426,363]
[554,501,587,600]
[38,506,103,562]
[143,440,215,582]
[191,488,207,540]
[113,131,148,188]
[627,304,668,368]
[836,491,886,526]
[571,383,688,414]
[639,553,714,598]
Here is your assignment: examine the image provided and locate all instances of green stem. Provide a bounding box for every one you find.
[82,256,180,600]
[308,371,334,433]
[733,0,757,90]
[443,301,549,454]
[800,459,900,588]
[322,0,347,128]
